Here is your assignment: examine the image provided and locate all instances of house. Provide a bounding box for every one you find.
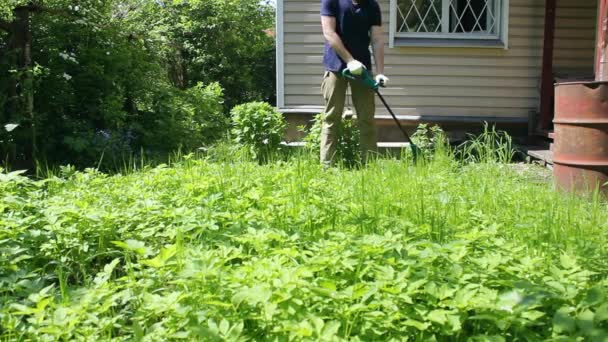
[275,0,599,141]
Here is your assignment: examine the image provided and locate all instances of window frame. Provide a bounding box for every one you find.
[389,0,509,49]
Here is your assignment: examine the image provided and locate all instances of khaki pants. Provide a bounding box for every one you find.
[320,70,378,165]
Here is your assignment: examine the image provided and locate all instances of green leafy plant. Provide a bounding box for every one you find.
[457,123,516,164]
[1,138,607,340]
[303,113,361,166]
[411,123,448,159]
[231,102,286,162]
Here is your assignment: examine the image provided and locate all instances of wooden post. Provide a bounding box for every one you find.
[539,0,557,131]
[597,0,608,81]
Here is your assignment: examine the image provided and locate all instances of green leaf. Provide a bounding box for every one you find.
[498,290,523,312]
[111,239,149,256]
[321,321,341,338]
[140,245,177,268]
[576,309,595,333]
[521,310,545,321]
[596,303,608,322]
[231,286,272,307]
[93,258,121,286]
[559,253,578,270]
[319,280,337,291]
[403,319,430,331]
[427,309,449,325]
[219,319,230,335]
[582,286,605,307]
[553,307,575,334]
[447,314,462,331]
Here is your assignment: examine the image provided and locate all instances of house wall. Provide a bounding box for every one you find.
[279,0,597,123]
[553,0,597,77]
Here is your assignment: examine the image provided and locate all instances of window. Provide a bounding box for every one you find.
[390,0,508,47]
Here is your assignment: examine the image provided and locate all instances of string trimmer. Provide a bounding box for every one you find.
[342,68,421,160]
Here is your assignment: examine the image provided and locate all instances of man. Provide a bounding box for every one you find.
[320,0,388,166]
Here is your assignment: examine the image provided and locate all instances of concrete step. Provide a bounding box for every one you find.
[283,141,411,148]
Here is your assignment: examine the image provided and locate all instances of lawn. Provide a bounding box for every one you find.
[1,144,607,341]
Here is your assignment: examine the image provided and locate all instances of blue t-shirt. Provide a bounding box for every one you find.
[321,0,382,72]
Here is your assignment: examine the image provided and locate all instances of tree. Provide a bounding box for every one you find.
[0,0,274,170]
[131,0,276,108]
[1,2,45,168]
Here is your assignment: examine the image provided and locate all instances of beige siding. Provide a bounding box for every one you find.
[280,0,597,119]
[553,0,597,76]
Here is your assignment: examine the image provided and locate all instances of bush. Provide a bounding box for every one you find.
[303,113,361,166]
[230,102,286,162]
[140,82,227,154]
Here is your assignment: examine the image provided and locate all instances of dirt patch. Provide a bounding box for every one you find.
[508,162,552,184]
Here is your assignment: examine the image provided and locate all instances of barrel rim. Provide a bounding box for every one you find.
[555,80,608,86]
[553,157,608,167]
[553,118,608,124]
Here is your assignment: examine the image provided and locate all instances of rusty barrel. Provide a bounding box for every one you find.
[553,81,608,195]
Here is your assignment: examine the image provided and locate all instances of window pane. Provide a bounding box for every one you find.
[397,0,443,33]
[396,0,499,36]
[449,0,496,34]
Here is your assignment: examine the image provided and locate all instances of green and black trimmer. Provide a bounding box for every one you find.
[342,68,421,160]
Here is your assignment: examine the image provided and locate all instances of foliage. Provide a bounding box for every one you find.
[303,113,361,166]
[411,123,448,159]
[136,82,227,156]
[1,143,607,340]
[231,102,286,162]
[457,123,516,164]
[126,0,276,108]
[0,0,275,169]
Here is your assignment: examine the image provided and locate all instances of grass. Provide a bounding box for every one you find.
[1,138,607,341]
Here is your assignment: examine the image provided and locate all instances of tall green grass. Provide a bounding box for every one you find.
[1,129,607,340]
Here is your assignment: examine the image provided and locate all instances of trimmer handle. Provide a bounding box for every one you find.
[341,68,383,90]
[340,68,360,80]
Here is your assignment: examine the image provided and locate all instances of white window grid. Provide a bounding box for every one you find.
[392,0,504,40]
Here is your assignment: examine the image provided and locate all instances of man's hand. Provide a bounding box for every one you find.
[375,74,389,86]
[347,60,365,75]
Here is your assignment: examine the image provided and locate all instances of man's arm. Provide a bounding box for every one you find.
[371,25,385,75]
[321,15,354,64]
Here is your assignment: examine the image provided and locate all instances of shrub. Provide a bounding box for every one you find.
[176,82,227,148]
[231,102,286,162]
[84,82,227,168]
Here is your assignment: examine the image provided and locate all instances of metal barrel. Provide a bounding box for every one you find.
[553,81,608,195]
